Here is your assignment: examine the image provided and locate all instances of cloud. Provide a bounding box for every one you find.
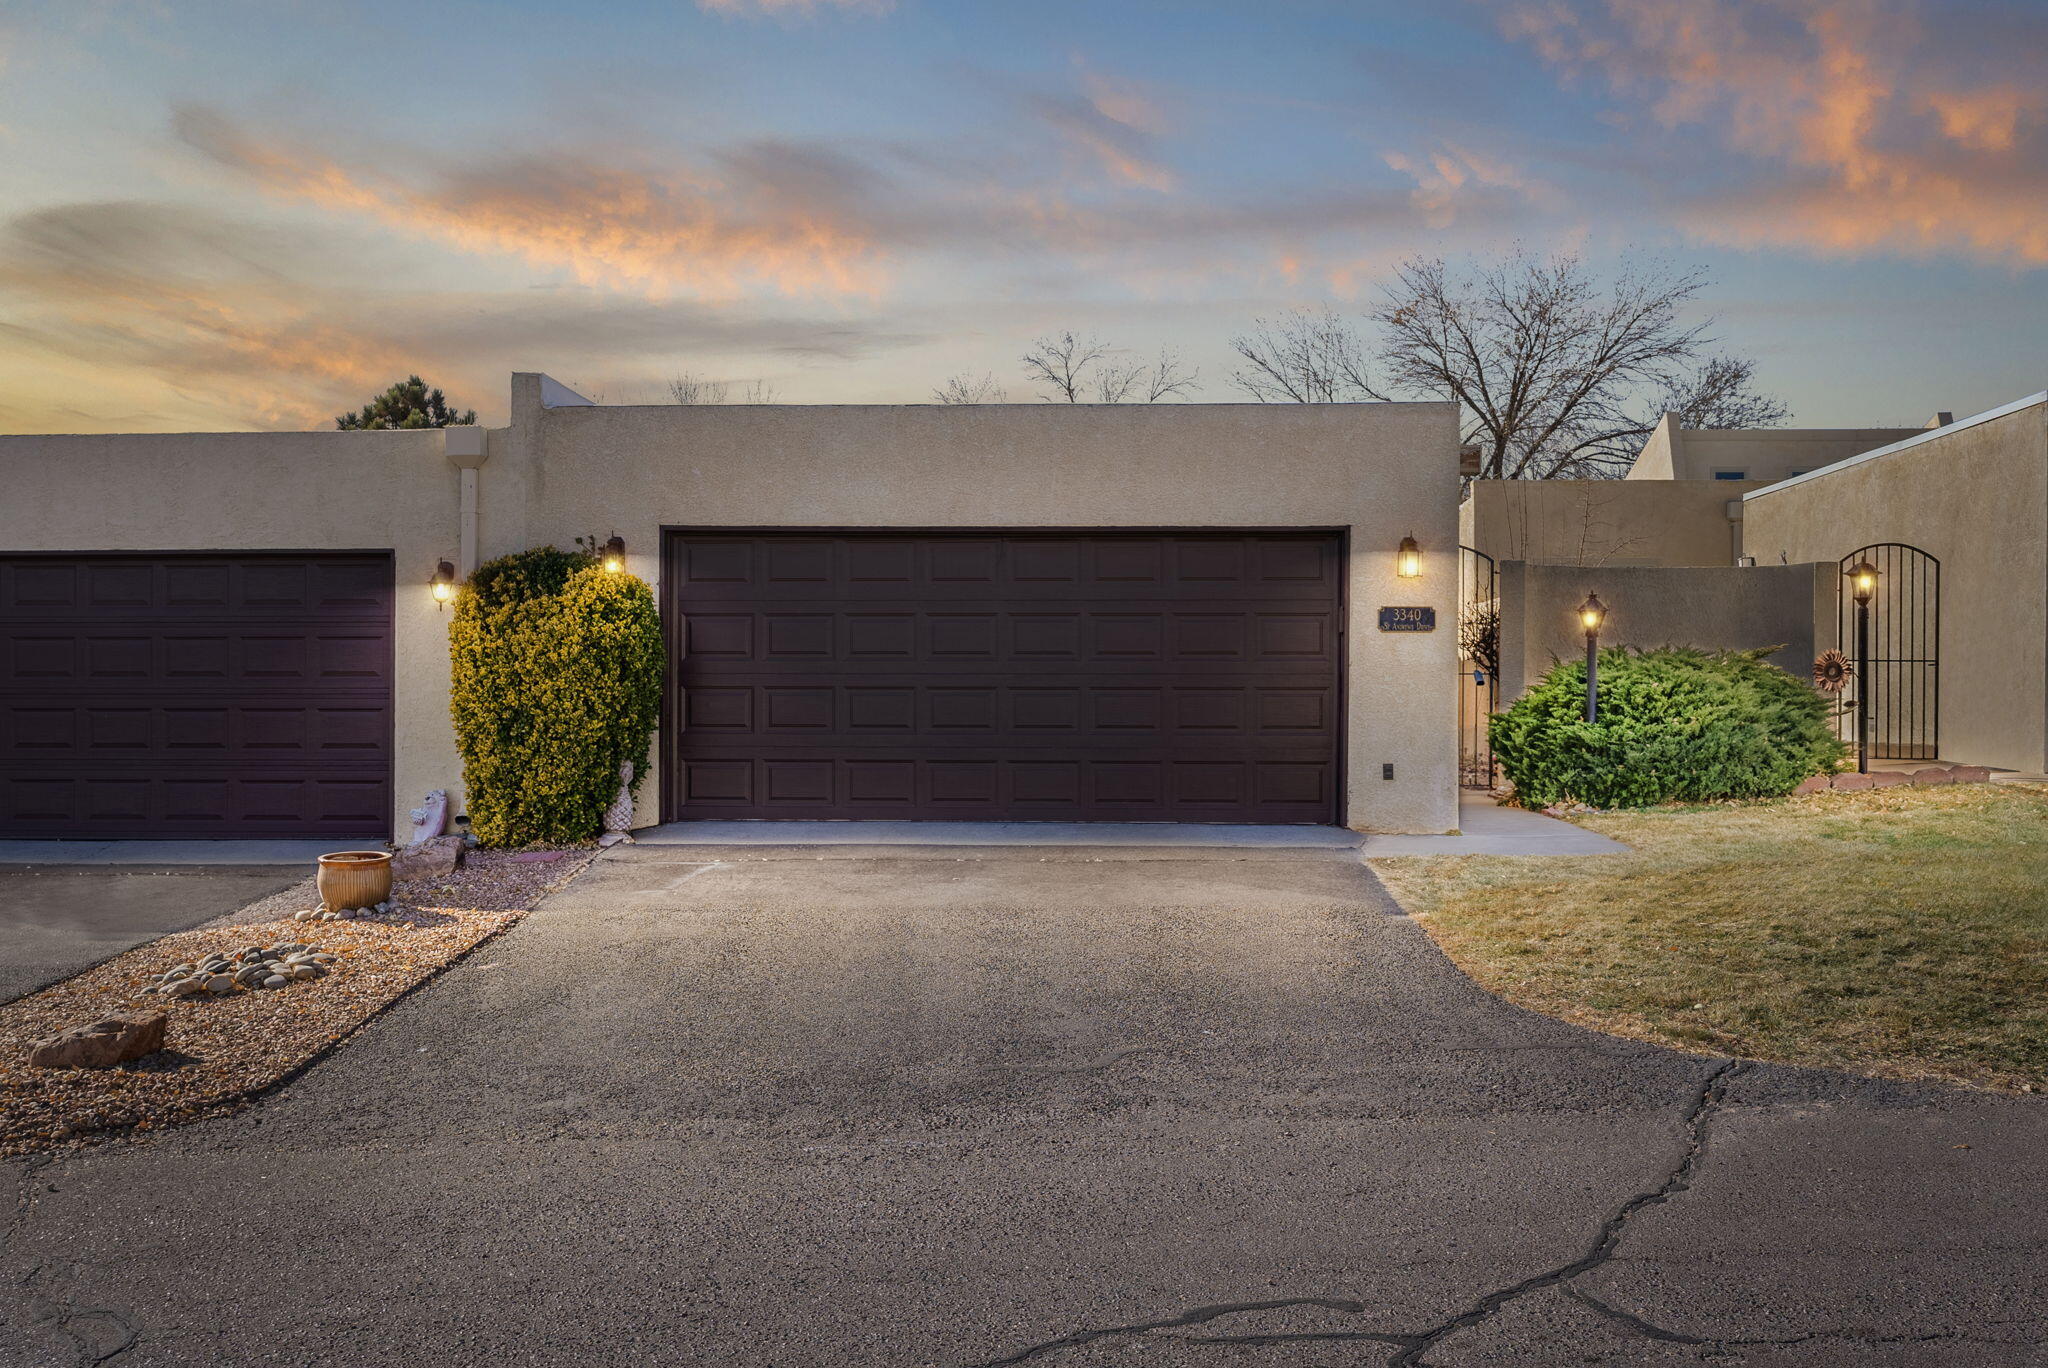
[1384,144,1559,227]
[1496,0,2048,264]
[0,201,919,431]
[1022,65,1178,193]
[173,105,892,301]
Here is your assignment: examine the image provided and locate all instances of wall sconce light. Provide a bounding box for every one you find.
[1396,535,1422,578]
[431,559,457,606]
[602,534,627,574]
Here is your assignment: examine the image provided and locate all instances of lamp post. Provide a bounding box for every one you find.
[1578,592,1607,722]
[1847,559,1878,772]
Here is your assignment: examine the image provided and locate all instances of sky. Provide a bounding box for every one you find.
[0,0,2044,432]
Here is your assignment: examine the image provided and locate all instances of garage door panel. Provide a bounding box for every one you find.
[669,532,1342,823]
[0,553,392,838]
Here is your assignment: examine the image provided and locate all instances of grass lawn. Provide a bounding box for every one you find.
[1371,782,2048,1092]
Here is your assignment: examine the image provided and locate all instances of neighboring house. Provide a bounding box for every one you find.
[1742,390,2048,775]
[0,375,1462,841]
[1625,413,1947,485]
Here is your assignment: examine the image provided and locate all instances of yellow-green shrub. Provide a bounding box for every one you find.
[448,547,664,847]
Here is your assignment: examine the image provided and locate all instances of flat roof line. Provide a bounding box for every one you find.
[1743,390,2047,501]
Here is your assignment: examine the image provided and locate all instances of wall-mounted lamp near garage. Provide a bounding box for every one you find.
[1396,535,1422,578]
[602,534,627,574]
[431,559,458,606]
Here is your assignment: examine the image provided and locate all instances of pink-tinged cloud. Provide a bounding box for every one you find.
[173,106,891,301]
[1384,144,1558,228]
[1498,0,2048,264]
[1024,63,1177,192]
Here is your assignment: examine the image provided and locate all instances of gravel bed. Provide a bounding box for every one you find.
[0,849,594,1157]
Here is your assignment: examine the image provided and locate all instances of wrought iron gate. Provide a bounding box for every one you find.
[1836,543,1939,761]
[1458,545,1499,787]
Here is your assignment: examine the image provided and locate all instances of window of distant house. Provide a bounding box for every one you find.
[1712,469,1748,480]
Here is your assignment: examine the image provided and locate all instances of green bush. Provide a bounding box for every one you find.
[448,546,664,847]
[1489,645,1847,810]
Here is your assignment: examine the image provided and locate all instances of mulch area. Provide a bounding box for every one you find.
[0,849,594,1158]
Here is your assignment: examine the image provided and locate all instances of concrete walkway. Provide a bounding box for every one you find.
[637,794,1621,856]
[1361,791,1629,856]
[639,819,1362,848]
[4,841,2039,1366]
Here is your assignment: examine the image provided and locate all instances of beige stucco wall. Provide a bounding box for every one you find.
[1741,400,2048,772]
[0,429,470,837]
[1495,562,1830,702]
[2,376,1464,836]
[502,376,1462,834]
[1460,479,1756,568]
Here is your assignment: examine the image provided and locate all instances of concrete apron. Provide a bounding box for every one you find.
[3,841,2040,1366]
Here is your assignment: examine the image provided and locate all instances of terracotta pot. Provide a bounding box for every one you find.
[317,850,394,912]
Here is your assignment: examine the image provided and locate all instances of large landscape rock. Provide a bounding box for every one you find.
[392,835,465,881]
[28,1013,168,1069]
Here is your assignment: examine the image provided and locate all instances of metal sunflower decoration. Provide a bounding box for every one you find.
[1812,649,1853,693]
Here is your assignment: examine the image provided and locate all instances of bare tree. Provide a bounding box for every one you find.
[1021,331,1111,402]
[670,373,778,404]
[1359,253,1782,479]
[933,372,1009,404]
[1020,332,1199,403]
[1142,347,1200,402]
[1227,307,1374,404]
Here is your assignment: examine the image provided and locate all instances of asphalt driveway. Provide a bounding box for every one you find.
[3,843,2043,1366]
[0,864,301,1005]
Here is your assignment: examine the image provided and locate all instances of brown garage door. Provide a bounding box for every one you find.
[0,553,393,839]
[666,531,1344,823]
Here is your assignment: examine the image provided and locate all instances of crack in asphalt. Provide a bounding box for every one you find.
[962,1058,1744,1368]
[7,1160,140,1367]
[1568,1285,2048,1351]
[1386,1057,1739,1366]
[962,1297,1417,1365]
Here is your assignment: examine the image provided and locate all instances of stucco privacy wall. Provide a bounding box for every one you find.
[1742,397,2048,773]
[499,376,1463,834]
[1494,562,1829,703]
[0,429,475,836]
[1461,479,1759,568]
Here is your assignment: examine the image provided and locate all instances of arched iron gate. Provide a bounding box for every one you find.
[1837,543,1939,761]
[1458,546,1499,787]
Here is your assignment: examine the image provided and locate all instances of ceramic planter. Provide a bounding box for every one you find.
[317,849,394,911]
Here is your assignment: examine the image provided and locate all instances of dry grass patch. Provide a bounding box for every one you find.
[0,850,594,1157]
[1372,784,2048,1092]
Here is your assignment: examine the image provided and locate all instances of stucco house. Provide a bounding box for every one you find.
[0,374,1463,842]
[1455,390,2046,779]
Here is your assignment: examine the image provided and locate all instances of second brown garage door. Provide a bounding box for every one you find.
[666,531,1344,823]
[0,553,393,839]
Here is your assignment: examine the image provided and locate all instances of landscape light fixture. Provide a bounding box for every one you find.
[1396,535,1422,578]
[602,534,627,573]
[430,559,457,606]
[1846,560,1880,771]
[1578,592,1607,722]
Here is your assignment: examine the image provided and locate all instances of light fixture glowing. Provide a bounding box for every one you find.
[1396,535,1421,579]
[430,560,457,604]
[1846,559,1878,605]
[602,534,627,574]
[1578,592,1607,634]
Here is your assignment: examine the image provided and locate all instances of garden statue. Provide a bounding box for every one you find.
[406,790,449,847]
[600,762,636,848]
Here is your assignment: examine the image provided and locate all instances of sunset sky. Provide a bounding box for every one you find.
[2,0,2044,432]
